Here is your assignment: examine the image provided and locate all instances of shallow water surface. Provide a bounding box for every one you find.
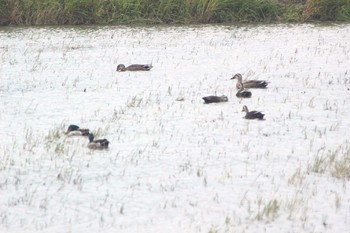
[0,24,350,233]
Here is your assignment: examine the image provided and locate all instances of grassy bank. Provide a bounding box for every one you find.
[0,0,350,26]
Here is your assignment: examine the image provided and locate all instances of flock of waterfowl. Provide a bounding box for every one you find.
[203,72,269,120]
[66,63,269,149]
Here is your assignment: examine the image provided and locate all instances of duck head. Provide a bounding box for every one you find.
[231,73,243,81]
[242,105,249,113]
[220,95,229,102]
[116,64,126,72]
[65,124,80,134]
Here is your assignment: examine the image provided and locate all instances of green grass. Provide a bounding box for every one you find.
[0,0,349,25]
[309,0,350,21]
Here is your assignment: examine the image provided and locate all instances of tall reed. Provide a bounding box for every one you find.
[214,0,279,22]
[306,0,350,21]
[187,0,222,23]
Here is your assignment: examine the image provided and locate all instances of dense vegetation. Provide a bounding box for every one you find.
[0,0,349,26]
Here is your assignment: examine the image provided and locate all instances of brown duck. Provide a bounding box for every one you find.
[231,73,269,89]
[242,105,265,120]
[116,64,153,72]
[65,124,89,136]
[202,95,228,104]
[236,82,252,98]
[87,133,110,149]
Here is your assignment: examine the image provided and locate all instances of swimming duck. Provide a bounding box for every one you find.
[242,105,265,120]
[116,64,153,72]
[88,133,109,149]
[236,82,252,98]
[231,73,269,89]
[65,124,89,136]
[202,95,228,104]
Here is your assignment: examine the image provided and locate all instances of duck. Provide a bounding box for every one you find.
[202,95,228,104]
[231,73,269,89]
[116,64,153,72]
[242,105,265,120]
[65,124,90,136]
[236,82,252,98]
[87,133,109,149]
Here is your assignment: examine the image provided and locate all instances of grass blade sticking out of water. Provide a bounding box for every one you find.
[308,141,350,179]
[255,199,280,221]
[331,145,350,179]
[309,155,328,174]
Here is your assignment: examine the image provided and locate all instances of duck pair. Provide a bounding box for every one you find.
[65,124,109,149]
[116,64,153,72]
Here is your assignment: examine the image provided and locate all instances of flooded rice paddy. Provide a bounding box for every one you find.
[0,24,350,233]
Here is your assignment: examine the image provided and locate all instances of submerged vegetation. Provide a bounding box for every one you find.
[0,0,349,25]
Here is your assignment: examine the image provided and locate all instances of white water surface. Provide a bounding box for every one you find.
[0,24,350,233]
